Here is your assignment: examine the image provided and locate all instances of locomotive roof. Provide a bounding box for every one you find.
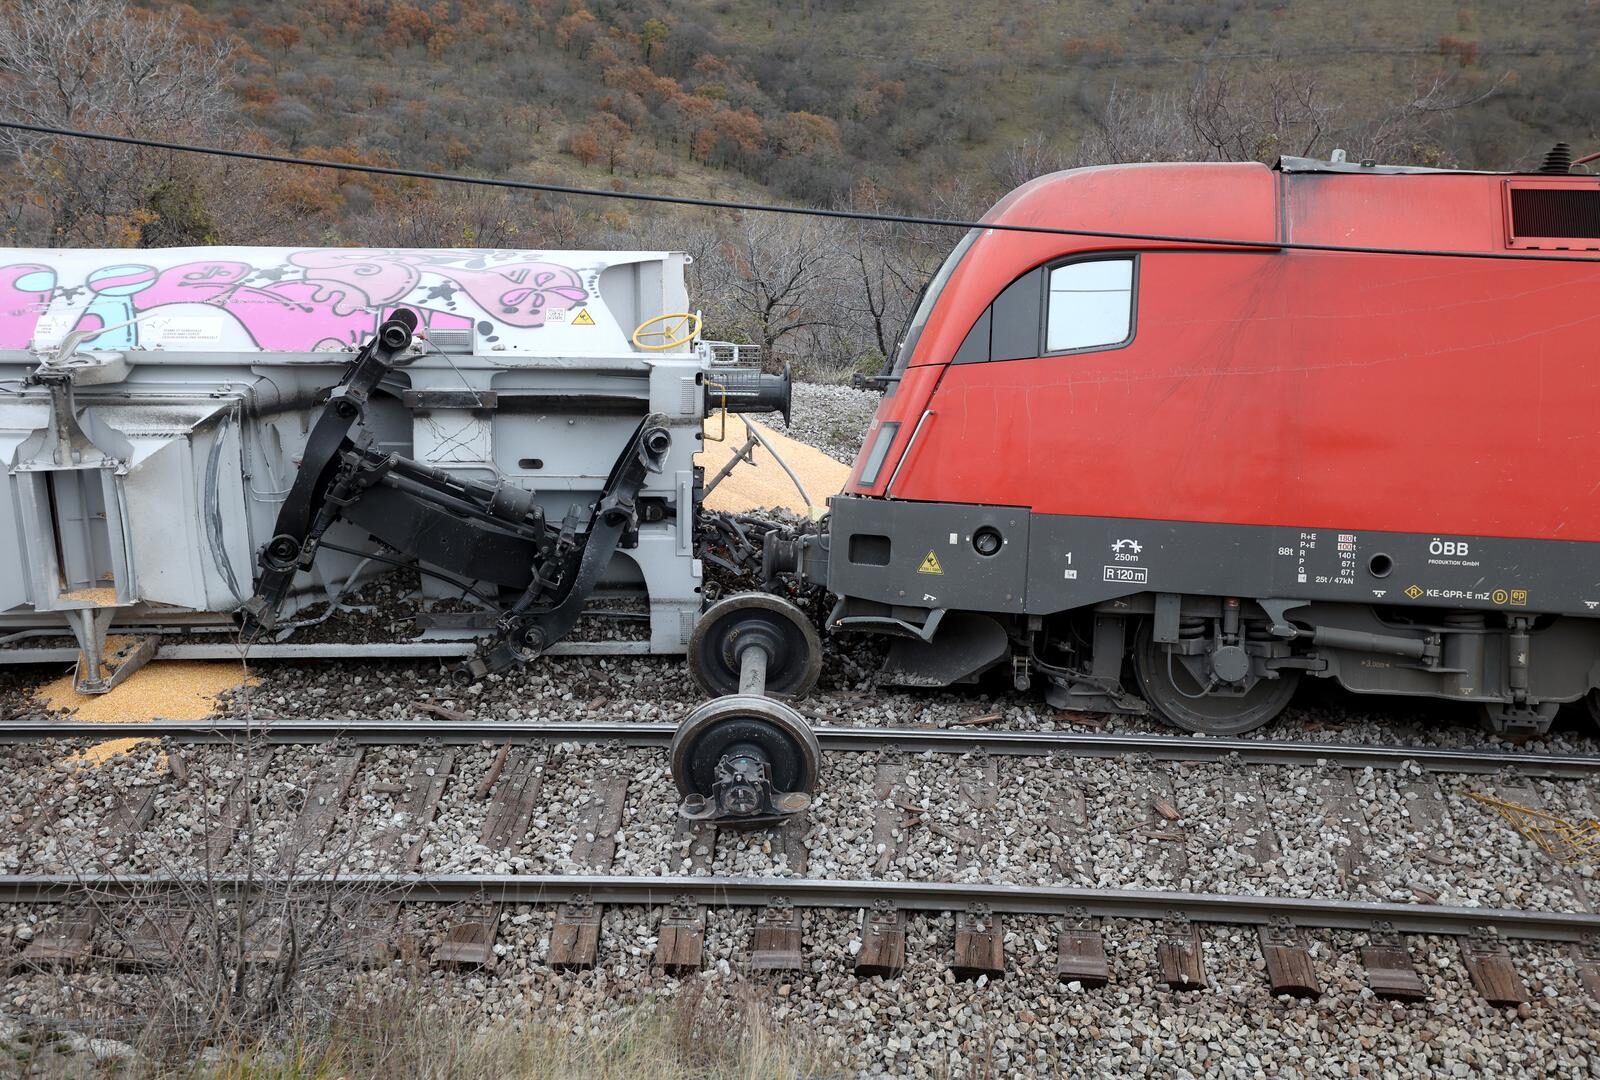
[985,157,1600,258]
[0,247,687,355]
[1276,155,1496,175]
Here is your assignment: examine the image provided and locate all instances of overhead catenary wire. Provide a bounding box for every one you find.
[8,119,1600,266]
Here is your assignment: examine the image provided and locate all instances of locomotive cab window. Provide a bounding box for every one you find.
[954,255,1136,363]
[1046,259,1134,352]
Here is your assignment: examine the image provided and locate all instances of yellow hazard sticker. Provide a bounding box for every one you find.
[917,551,944,575]
[571,308,596,326]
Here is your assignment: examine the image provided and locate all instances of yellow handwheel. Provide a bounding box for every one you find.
[632,312,701,351]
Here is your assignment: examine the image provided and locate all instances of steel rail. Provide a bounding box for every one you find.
[3,873,1596,940]
[1,717,1596,777]
[0,640,642,661]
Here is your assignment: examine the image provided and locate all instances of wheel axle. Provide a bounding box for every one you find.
[671,593,821,827]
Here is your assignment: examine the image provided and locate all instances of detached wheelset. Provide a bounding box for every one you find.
[670,592,822,828]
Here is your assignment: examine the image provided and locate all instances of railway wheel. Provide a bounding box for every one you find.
[688,592,821,700]
[1132,620,1299,736]
[670,694,821,825]
[1583,690,1600,731]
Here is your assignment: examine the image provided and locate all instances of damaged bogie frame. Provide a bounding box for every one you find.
[236,307,681,682]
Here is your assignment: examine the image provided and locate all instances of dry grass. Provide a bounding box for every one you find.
[4,983,834,1080]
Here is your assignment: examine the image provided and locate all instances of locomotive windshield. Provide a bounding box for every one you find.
[889,229,979,383]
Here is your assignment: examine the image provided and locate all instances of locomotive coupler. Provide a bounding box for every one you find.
[762,528,829,588]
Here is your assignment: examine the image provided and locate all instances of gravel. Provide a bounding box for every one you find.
[762,381,882,465]
[7,727,1596,930]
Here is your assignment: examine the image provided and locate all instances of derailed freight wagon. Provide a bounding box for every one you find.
[758,150,1600,739]
[0,247,785,691]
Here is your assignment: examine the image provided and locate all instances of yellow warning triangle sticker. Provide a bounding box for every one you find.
[917,550,943,575]
[571,308,596,326]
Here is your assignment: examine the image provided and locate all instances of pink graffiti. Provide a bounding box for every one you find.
[0,249,591,353]
[122,260,372,350]
[289,250,588,327]
[287,250,420,317]
[0,264,55,348]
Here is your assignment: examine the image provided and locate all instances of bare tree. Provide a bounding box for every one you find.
[1074,68,1505,169]
[352,186,529,249]
[706,215,841,365]
[1072,84,1206,166]
[0,0,239,246]
[833,193,945,370]
[994,132,1069,189]
[1183,72,1335,162]
[1345,69,1510,167]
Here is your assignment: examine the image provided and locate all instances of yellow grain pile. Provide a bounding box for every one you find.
[59,586,119,606]
[697,414,851,517]
[37,660,255,766]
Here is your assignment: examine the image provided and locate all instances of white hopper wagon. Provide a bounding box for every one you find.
[0,246,790,693]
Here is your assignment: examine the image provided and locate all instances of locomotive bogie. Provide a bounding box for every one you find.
[827,578,1600,734]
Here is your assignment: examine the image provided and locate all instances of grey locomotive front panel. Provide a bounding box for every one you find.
[828,495,1600,620]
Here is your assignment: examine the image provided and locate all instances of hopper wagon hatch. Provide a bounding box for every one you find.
[0,247,788,691]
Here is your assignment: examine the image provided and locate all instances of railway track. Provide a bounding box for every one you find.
[6,717,1599,1006]
[5,871,1598,1004]
[4,717,1599,777]
[6,872,1600,938]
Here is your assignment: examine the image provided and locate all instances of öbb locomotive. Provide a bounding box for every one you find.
[762,150,1600,742]
[5,151,1599,827]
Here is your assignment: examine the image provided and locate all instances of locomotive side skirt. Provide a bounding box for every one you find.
[1028,516,1600,618]
[827,495,1600,620]
[821,495,1600,732]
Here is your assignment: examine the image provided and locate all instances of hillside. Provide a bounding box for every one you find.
[2,0,1597,378]
[196,0,1597,207]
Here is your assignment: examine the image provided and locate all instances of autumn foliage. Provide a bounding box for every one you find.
[185,0,868,205]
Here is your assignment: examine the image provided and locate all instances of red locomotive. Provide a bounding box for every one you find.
[675,148,1600,821]
[799,150,1600,737]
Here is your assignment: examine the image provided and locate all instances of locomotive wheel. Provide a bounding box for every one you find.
[1132,620,1299,736]
[688,592,821,700]
[670,694,821,799]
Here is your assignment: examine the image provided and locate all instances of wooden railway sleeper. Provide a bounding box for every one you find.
[1361,921,1427,1001]
[1258,916,1320,999]
[1056,907,1111,987]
